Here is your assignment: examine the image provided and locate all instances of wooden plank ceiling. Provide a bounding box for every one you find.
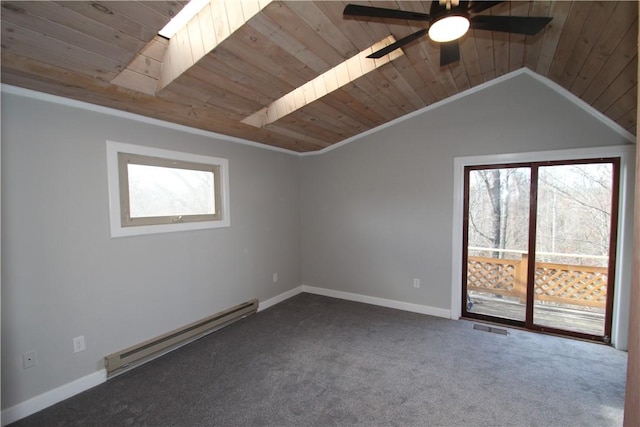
[1,1,637,152]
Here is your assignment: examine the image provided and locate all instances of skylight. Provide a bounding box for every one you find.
[158,0,210,39]
[242,36,403,128]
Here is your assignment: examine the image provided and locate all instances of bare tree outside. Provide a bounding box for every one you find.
[536,163,612,267]
[467,167,530,260]
[467,164,612,264]
[128,164,216,218]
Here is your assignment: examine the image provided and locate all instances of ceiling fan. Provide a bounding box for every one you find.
[343,1,552,66]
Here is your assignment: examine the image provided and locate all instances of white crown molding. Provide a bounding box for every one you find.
[523,69,636,144]
[0,84,299,156]
[300,67,636,156]
[2,67,635,159]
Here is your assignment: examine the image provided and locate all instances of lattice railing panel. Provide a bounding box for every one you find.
[467,257,517,297]
[467,256,608,308]
[534,264,608,308]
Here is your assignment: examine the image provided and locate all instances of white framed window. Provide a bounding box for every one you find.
[106,141,230,237]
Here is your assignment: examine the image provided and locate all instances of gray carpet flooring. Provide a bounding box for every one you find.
[12,293,627,426]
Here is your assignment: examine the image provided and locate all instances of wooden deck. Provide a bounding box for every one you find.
[467,293,605,336]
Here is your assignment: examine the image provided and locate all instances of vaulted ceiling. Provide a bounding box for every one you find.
[1,1,637,152]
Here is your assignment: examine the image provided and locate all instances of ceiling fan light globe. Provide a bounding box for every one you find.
[428,15,470,42]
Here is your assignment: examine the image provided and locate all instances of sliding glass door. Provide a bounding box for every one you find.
[531,162,618,340]
[462,159,619,342]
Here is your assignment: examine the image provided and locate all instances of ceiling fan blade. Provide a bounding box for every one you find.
[343,4,430,21]
[470,15,552,35]
[367,29,428,59]
[467,1,504,14]
[440,41,460,66]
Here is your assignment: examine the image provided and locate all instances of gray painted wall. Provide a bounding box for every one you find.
[1,70,635,413]
[300,72,633,311]
[1,93,301,408]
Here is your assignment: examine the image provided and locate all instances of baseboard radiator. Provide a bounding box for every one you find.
[105,298,258,378]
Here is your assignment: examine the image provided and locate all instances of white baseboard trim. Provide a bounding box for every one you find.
[1,286,447,425]
[1,369,107,426]
[259,286,304,311]
[301,285,451,319]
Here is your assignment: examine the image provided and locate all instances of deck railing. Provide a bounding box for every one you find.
[467,254,608,309]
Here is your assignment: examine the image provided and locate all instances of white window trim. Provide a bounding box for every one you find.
[106,140,230,237]
[451,145,635,350]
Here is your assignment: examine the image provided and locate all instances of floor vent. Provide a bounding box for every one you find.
[473,323,508,336]
[105,298,258,378]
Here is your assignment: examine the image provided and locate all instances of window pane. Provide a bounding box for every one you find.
[533,163,613,336]
[465,167,531,322]
[127,164,215,218]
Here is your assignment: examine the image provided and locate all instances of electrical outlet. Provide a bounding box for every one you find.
[413,278,420,289]
[273,273,278,283]
[73,336,86,353]
[23,351,37,369]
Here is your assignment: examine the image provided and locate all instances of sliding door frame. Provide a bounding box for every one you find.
[451,146,635,349]
[527,158,620,342]
[460,162,531,329]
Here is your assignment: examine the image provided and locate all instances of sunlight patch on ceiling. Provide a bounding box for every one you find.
[158,0,211,39]
[113,1,272,95]
[242,36,403,129]
[158,0,273,91]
